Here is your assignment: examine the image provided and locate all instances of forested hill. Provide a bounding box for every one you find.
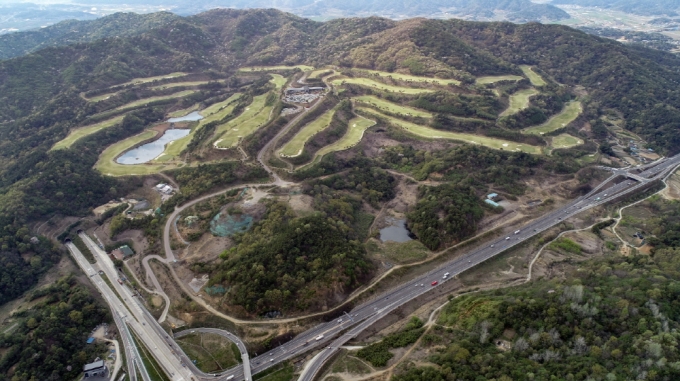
[0,9,679,295]
[2,9,680,155]
[0,12,181,61]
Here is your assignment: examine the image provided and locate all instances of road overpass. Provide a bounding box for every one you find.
[69,153,680,381]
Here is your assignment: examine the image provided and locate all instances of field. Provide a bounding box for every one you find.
[356,69,461,86]
[95,130,175,176]
[114,72,188,88]
[114,90,197,112]
[520,65,546,87]
[500,88,539,117]
[312,116,376,159]
[360,108,543,154]
[475,75,524,85]
[151,80,224,90]
[168,104,199,117]
[175,333,239,373]
[269,73,287,90]
[51,115,125,150]
[214,93,272,149]
[238,65,314,72]
[85,92,118,102]
[354,95,432,119]
[551,133,584,149]
[523,101,583,135]
[331,77,433,94]
[309,69,335,79]
[279,108,336,157]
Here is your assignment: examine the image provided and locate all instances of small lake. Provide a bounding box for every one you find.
[167,111,204,123]
[116,129,191,164]
[379,218,414,243]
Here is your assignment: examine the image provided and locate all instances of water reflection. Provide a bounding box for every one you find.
[379,218,414,243]
[116,129,190,164]
[167,111,203,123]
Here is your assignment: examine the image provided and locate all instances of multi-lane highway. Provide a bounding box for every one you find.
[68,152,680,381]
[211,154,680,381]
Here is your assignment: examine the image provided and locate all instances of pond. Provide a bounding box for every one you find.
[116,129,191,164]
[379,218,414,243]
[167,111,204,123]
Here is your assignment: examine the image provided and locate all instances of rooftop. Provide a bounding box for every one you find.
[83,359,105,372]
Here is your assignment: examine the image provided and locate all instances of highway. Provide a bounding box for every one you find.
[210,154,680,381]
[69,152,680,381]
[173,328,251,378]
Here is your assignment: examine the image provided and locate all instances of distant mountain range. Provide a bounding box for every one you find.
[550,0,680,17]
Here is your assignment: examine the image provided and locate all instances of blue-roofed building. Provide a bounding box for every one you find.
[485,199,500,208]
[487,193,498,199]
[86,337,95,344]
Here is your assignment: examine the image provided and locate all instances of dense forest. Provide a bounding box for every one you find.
[393,252,680,381]
[0,276,110,381]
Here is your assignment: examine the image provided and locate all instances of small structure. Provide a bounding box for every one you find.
[487,193,498,200]
[30,236,40,244]
[86,337,95,344]
[485,199,500,208]
[155,183,166,190]
[83,358,108,380]
[119,245,134,258]
[110,249,124,261]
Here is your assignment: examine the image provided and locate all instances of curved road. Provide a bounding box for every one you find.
[174,328,251,378]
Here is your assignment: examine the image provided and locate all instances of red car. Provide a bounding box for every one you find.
[431,281,438,286]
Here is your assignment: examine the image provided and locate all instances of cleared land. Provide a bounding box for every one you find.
[95,130,174,176]
[520,65,546,87]
[551,133,584,149]
[331,77,433,94]
[280,109,336,157]
[356,69,461,86]
[238,65,314,72]
[51,115,125,150]
[476,75,524,85]
[523,101,583,135]
[214,93,272,149]
[312,116,376,159]
[354,95,432,119]
[500,88,539,117]
[360,107,543,154]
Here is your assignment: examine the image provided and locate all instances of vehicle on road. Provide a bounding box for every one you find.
[315,334,324,341]
[505,237,510,240]
[514,230,520,234]
[431,281,438,286]
[117,279,123,285]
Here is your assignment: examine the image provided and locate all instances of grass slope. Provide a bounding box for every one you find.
[331,77,433,95]
[551,133,584,149]
[356,69,461,86]
[520,65,546,87]
[280,108,336,157]
[238,65,314,72]
[214,93,272,149]
[354,95,432,119]
[112,90,197,112]
[523,101,583,135]
[310,116,376,162]
[500,88,539,117]
[51,115,125,150]
[360,108,542,154]
[475,75,524,85]
[94,130,176,176]
[161,93,243,158]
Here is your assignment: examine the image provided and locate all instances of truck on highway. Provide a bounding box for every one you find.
[226,376,234,380]
[514,230,520,235]
[315,334,324,341]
